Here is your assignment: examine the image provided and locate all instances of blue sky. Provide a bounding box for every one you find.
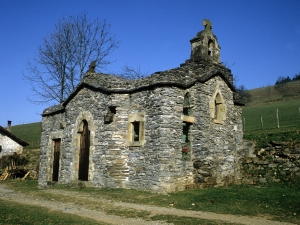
[1,0,300,126]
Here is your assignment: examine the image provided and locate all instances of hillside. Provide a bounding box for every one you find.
[246,80,300,105]
[242,82,300,146]
[10,122,42,149]
[242,98,300,130]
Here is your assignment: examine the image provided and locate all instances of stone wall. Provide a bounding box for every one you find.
[191,77,243,188]
[39,69,243,192]
[240,141,300,185]
[38,112,65,186]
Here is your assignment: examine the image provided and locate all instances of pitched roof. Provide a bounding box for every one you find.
[43,59,243,116]
[0,126,29,147]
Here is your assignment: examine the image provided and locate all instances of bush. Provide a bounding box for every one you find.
[0,153,29,170]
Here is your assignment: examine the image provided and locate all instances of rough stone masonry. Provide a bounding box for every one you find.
[38,19,245,192]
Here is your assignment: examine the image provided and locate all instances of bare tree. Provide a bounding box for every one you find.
[236,85,252,105]
[119,65,149,80]
[24,13,119,104]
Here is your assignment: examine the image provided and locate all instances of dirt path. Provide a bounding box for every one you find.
[0,185,296,225]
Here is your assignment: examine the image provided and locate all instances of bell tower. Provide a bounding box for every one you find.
[190,19,220,63]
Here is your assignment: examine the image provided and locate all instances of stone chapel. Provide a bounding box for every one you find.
[38,19,244,192]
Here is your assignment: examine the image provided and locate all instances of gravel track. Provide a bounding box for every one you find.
[0,185,296,225]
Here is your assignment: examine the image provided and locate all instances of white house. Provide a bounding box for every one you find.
[0,121,29,157]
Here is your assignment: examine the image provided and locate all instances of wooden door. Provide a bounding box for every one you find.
[52,139,61,181]
[78,120,90,181]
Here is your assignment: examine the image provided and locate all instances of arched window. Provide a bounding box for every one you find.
[183,93,191,116]
[209,87,226,124]
[208,40,214,56]
[215,93,222,121]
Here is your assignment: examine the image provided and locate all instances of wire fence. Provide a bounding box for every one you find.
[243,107,300,131]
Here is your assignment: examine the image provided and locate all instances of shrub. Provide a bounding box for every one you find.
[0,153,29,170]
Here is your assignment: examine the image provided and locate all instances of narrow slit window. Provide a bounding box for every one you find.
[182,122,191,143]
[132,121,140,141]
[208,40,213,56]
[183,93,192,116]
[215,93,222,121]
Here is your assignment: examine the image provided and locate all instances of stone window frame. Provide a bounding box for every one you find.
[209,85,227,124]
[127,112,145,147]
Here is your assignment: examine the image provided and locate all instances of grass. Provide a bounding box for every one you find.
[242,98,300,147]
[242,99,300,131]
[2,180,300,224]
[247,80,300,106]
[10,122,42,149]
[243,126,300,148]
[0,199,107,225]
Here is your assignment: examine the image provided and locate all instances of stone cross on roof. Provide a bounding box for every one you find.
[88,60,96,73]
[203,19,212,30]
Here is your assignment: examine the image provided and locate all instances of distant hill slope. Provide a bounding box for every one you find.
[242,81,300,132]
[242,98,300,130]
[247,80,300,106]
[10,122,42,149]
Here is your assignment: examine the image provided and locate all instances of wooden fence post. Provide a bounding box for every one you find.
[260,114,263,130]
[277,108,280,128]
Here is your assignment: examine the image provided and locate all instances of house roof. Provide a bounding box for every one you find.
[43,58,243,116]
[0,126,29,147]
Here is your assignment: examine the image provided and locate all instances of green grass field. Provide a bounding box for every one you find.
[242,99,300,130]
[0,199,106,225]
[242,99,300,147]
[10,122,42,149]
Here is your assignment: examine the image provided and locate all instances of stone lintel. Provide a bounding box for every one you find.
[181,115,195,123]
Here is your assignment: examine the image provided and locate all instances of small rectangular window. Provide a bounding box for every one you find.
[127,112,145,146]
[132,121,140,141]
